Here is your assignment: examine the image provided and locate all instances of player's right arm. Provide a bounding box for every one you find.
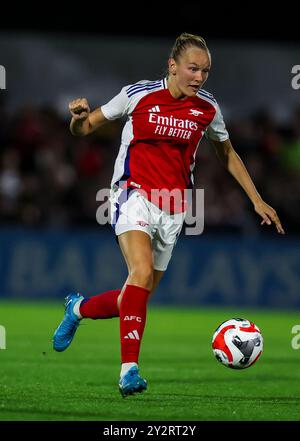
[69,98,108,136]
[69,85,131,135]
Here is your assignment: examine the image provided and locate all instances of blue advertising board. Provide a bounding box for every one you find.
[0,228,299,308]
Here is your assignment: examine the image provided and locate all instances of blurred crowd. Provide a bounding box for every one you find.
[0,96,299,234]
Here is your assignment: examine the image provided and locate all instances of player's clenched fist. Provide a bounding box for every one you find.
[69,98,90,120]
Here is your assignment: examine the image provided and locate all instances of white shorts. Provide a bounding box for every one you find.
[110,187,186,271]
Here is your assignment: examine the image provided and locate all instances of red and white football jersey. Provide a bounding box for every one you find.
[101,78,229,213]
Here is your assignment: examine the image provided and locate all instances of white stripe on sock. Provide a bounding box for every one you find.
[132,330,140,340]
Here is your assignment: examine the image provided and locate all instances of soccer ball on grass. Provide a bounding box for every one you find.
[212,318,263,369]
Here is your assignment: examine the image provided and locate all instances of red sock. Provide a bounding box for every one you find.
[79,289,120,319]
[119,284,150,363]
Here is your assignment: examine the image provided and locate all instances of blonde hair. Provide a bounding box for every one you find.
[169,32,209,61]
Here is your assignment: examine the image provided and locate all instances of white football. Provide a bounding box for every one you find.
[212,318,263,369]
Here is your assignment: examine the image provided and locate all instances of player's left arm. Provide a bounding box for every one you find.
[212,138,285,234]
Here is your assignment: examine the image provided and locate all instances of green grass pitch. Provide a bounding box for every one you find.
[1,301,300,421]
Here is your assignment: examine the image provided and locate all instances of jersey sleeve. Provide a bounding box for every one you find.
[101,86,130,120]
[205,102,229,142]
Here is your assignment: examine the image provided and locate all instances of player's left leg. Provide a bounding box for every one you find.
[52,271,164,353]
[52,289,121,352]
[116,230,153,396]
[75,269,164,318]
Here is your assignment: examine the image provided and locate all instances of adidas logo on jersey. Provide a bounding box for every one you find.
[124,330,140,340]
[148,105,160,113]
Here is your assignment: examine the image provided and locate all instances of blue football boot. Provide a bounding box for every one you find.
[53,293,84,352]
[119,366,147,397]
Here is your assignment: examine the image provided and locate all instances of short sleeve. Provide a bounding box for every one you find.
[205,102,229,142]
[101,86,129,120]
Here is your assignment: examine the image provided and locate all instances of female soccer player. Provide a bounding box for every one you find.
[53,33,285,397]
